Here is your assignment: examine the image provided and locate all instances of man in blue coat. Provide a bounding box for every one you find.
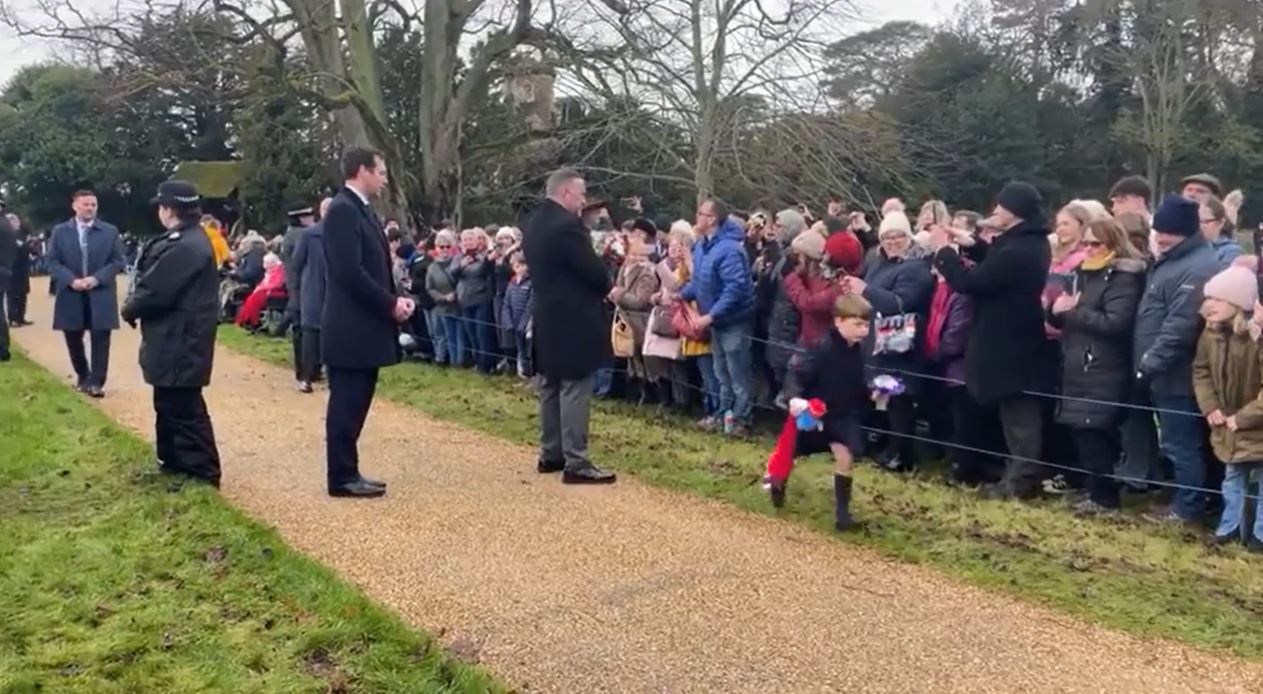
[321,148,414,498]
[678,198,755,435]
[48,190,125,397]
[1134,195,1221,524]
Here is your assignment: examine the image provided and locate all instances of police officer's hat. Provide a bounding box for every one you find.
[286,201,315,219]
[151,180,201,208]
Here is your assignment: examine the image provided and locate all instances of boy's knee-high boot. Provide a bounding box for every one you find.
[834,474,854,531]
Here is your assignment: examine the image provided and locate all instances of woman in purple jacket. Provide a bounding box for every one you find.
[923,264,984,483]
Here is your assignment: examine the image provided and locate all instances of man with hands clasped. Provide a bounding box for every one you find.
[48,190,126,397]
[321,147,415,498]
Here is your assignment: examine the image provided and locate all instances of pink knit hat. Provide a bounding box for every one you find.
[1204,255,1260,312]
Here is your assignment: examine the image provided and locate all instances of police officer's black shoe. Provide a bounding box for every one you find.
[87,385,105,398]
[358,475,387,489]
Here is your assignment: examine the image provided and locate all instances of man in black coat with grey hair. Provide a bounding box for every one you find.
[522,168,617,484]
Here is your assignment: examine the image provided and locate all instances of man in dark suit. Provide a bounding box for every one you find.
[322,148,415,498]
[47,190,126,397]
[522,168,616,484]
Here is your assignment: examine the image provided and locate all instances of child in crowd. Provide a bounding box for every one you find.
[1192,256,1263,551]
[504,251,534,378]
[777,293,872,531]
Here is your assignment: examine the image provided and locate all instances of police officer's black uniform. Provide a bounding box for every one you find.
[121,181,222,486]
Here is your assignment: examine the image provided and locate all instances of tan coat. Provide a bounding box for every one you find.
[1192,323,1263,464]
[614,258,663,379]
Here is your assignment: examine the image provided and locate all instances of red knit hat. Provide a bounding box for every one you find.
[825,231,863,276]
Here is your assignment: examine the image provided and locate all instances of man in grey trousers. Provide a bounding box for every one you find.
[521,169,617,484]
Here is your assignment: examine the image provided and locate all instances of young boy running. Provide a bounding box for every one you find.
[770,293,871,530]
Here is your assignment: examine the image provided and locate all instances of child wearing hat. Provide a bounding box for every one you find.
[1192,255,1263,551]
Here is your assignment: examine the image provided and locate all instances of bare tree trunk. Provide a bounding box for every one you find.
[287,0,370,148]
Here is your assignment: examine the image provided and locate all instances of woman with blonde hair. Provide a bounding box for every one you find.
[1047,217,1146,513]
[1045,203,1093,333]
[916,199,951,231]
[658,223,719,416]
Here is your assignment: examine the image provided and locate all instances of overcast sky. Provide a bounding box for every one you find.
[0,0,961,85]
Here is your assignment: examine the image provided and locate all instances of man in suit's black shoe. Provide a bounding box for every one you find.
[562,465,616,485]
[537,458,565,473]
[329,477,386,498]
[360,475,387,489]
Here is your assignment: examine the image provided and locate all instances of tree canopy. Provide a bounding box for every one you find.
[0,0,1260,232]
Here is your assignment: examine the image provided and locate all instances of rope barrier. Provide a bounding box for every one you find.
[410,302,1209,419]
[336,323,1258,503]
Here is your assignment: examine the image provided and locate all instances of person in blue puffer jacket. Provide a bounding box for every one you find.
[677,198,756,435]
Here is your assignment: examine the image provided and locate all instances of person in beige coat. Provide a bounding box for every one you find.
[610,219,666,404]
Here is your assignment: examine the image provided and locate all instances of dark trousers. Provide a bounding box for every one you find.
[538,373,594,470]
[998,396,1045,496]
[64,329,111,387]
[0,277,9,357]
[154,387,221,483]
[295,327,322,383]
[326,367,378,487]
[880,394,919,465]
[1072,427,1122,508]
[945,386,1007,483]
[7,288,26,323]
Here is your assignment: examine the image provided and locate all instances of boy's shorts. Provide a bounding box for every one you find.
[795,416,864,457]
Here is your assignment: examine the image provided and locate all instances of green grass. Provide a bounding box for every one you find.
[219,327,1263,660]
[0,352,504,694]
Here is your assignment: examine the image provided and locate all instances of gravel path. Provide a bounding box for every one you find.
[12,284,1263,693]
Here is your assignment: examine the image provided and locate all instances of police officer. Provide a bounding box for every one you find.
[121,181,223,487]
[281,201,316,387]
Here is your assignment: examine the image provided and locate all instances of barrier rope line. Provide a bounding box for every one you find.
[369,327,1259,503]
[414,304,1212,419]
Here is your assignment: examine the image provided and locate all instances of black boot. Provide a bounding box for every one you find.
[834,474,854,531]
[655,380,674,411]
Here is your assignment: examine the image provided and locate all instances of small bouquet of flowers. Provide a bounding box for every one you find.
[870,374,905,412]
[763,397,828,508]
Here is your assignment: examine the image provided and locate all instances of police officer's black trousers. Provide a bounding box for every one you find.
[154,386,221,484]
